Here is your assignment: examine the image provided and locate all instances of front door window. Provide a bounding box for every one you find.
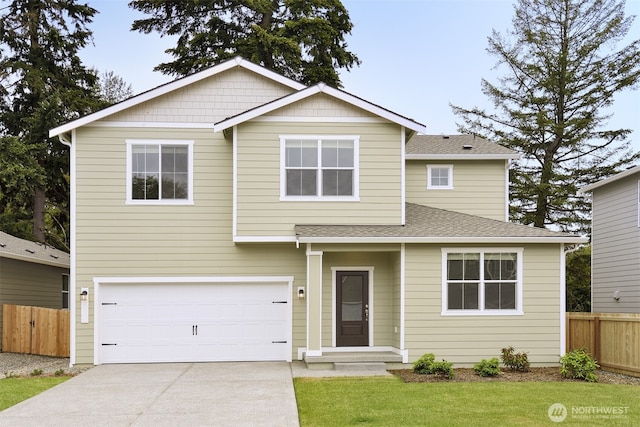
[336,271,369,346]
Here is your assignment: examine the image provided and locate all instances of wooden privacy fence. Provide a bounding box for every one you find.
[566,312,640,378]
[2,305,70,357]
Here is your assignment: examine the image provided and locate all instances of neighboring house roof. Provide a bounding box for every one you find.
[578,166,640,194]
[0,231,70,269]
[295,203,586,244]
[49,57,306,138]
[213,83,426,135]
[406,135,520,159]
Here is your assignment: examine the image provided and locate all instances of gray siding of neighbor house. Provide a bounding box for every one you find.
[591,175,640,312]
[0,258,67,348]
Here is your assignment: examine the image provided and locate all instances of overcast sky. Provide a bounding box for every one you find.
[80,0,640,148]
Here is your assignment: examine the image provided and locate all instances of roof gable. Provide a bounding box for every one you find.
[50,57,306,138]
[213,83,426,134]
[579,166,640,194]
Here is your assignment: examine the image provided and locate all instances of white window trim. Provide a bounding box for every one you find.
[279,135,360,201]
[441,248,524,316]
[637,181,640,227]
[125,139,194,205]
[427,164,453,189]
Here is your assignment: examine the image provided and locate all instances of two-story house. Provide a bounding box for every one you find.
[50,57,584,368]
[579,166,640,313]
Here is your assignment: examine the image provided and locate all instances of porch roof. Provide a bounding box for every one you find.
[295,203,587,244]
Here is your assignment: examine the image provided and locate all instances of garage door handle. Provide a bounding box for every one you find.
[192,325,198,335]
[102,343,117,346]
[272,341,287,344]
[272,301,287,304]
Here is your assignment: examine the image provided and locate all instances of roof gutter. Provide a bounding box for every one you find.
[296,236,589,244]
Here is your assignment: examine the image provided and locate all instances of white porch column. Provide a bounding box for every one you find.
[306,246,323,356]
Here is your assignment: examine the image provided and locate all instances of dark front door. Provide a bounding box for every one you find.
[336,271,369,346]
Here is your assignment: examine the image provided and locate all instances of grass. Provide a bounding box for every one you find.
[0,376,70,411]
[294,376,640,426]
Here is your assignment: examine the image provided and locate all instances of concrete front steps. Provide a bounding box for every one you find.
[303,351,403,371]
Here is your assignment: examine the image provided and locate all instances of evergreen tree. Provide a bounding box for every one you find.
[129,0,361,87]
[452,0,640,233]
[566,245,591,312]
[97,70,134,104]
[0,0,100,248]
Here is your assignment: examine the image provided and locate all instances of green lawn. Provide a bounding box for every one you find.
[294,376,640,426]
[0,377,70,411]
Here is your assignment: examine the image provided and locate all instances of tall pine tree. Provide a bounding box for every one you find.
[129,0,360,87]
[452,0,640,233]
[0,0,100,248]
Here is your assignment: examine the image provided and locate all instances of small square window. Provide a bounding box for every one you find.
[427,165,453,189]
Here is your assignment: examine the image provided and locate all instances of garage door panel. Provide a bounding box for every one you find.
[98,282,290,364]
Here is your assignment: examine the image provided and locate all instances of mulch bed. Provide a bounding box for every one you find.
[389,367,640,385]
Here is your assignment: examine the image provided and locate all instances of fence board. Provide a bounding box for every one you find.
[567,312,640,378]
[2,305,31,354]
[1,305,70,357]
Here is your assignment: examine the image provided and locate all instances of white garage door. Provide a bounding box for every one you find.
[97,281,290,364]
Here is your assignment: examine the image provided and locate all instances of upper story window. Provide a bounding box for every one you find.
[281,136,359,200]
[442,249,523,316]
[427,164,453,189]
[126,140,194,204]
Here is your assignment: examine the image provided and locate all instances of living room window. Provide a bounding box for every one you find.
[126,140,194,204]
[427,165,453,189]
[281,136,359,200]
[442,249,523,315]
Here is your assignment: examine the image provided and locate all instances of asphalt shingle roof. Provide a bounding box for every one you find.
[0,231,70,268]
[406,135,519,157]
[295,203,583,243]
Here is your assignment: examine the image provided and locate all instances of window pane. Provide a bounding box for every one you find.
[484,253,501,280]
[485,282,516,309]
[463,283,479,309]
[341,276,363,321]
[431,167,449,186]
[322,170,353,196]
[287,170,317,196]
[322,140,338,167]
[463,253,480,280]
[337,140,354,167]
[501,283,516,309]
[485,283,500,309]
[286,145,301,167]
[501,254,517,280]
[447,253,464,280]
[448,283,462,309]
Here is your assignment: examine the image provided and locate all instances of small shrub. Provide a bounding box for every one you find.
[501,346,530,372]
[4,371,17,378]
[430,360,454,378]
[30,368,43,376]
[474,358,500,377]
[560,348,599,382]
[412,353,435,374]
[54,369,65,376]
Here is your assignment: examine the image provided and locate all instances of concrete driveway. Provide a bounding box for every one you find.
[0,362,299,427]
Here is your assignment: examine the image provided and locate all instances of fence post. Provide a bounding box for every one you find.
[594,315,601,362]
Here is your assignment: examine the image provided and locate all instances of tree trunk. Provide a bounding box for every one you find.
[33,187,46,242]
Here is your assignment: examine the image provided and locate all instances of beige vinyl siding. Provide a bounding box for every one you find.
[404,243,562,366]
[236,121,403,236]
[405,160,507,220]
[0,258,66,347]
[320,251,396,347]
[591,175,640,313]
[74,126,308,364]
[105,67,295,124]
